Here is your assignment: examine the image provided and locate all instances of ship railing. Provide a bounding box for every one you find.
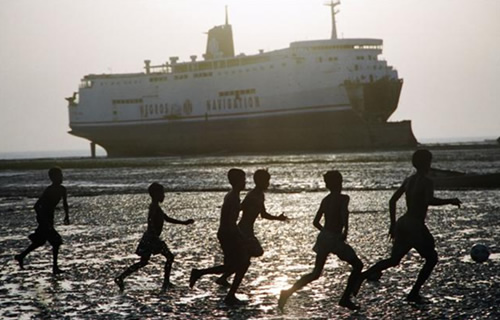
[163,55,272,74]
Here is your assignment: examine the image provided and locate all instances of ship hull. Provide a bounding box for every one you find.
[70,109,417,157]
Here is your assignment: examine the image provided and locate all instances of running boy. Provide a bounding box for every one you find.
[114,182,194,292]
[15,167,70,274]
[216,169,287,285]
[278,170,363,310]
[358,149,461,303]
[189,168,251,305]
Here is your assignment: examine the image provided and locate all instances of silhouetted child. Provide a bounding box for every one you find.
[278,170,363,311]
[357,149,461,303]
[216,169,287,285]
[114,182,194,292]
[15,167,70,275]
[189,168,251,305]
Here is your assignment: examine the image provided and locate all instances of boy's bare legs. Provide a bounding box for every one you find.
[161,250,175,291]
[189,255,250,306]
[114,256,149,291]
[189,265,226,288]
[338,256,363,310]
[407,247,438,302]
[278,252,328,309]
[15,243,42,269]
[224,258,250,305]
[362,257,398,281]
[361,248,436,303]
[354,247,407,297]
[216,272,232,287]
[52,245,64,275]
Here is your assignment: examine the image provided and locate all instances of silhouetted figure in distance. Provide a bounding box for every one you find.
[114,182,194,292]
[216,169,287,286]
[15,167,70,275]
[357,149,461,303]
[189,168,251,306]
[278,170,363,311]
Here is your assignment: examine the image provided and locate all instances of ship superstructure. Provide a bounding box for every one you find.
[68,3,416,157]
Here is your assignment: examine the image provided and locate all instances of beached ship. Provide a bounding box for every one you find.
[429,168,500,190]
[67,2,417,157]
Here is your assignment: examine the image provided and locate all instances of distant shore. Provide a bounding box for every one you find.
[424,140,499,151]
[0,141,497,171]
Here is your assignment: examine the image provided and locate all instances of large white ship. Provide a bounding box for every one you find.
[67,2,416,157]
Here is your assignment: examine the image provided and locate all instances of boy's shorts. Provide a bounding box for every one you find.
[392,214,435,258]
[313,229,358,262]
[218,230,251,265]
[135,232,170,258]
[29,226,62,247]
[244,236,264,257]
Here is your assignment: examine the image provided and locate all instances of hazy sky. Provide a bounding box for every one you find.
[1,0,499,154]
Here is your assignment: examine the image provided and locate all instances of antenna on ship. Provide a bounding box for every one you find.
[225,5,229,25]
[325,0,340,39]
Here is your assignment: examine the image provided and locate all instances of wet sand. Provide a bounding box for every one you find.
[1,189,499,319]
[1,149,499,318]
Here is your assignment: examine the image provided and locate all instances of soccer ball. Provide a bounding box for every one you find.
[470,244,490,263]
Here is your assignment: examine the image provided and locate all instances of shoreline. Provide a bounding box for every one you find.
[0,142,497,170]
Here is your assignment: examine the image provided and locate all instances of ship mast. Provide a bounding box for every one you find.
[325,0,340,39]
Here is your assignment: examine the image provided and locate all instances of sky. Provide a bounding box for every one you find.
[1,0,499,155]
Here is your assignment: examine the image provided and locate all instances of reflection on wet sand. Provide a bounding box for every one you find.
[1,148,499,318]
[1,190,498,319]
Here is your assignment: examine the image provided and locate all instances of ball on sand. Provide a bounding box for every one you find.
[470,244,490,263]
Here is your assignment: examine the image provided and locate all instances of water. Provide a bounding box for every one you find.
[0,148,499,319]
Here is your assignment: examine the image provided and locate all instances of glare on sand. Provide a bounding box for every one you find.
[1,189,499,319]
[1,148,500,318]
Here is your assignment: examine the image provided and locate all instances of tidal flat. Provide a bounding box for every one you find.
[1,148,499,319]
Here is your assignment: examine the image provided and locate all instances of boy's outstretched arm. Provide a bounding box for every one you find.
[429,197,461,207]
[163,214,194,225]
[261,205,288,221]
[426,179,461,207]
[388,181,406,239]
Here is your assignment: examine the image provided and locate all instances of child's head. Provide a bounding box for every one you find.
[148,182,165,202]
[48,167,63,185]
[253,169,270,190]
[228,168,246,190]
[412,149,432,172]
[323,170,342,192]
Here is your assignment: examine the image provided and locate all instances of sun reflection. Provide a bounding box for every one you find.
[265,275,289,296]
[2,150,500,318]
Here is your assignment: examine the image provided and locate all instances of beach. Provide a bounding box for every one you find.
[0,148,499,319]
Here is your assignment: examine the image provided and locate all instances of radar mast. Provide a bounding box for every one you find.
[325,0,340,39]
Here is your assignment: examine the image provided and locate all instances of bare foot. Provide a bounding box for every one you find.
[114,277,124,291]
[14,255,24,270]
[339,298,360,310]
[406,292,430,304]
[161,282,176,292]
[53,268,65,275]
[189,269,201,288]
[224,295,245,306]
